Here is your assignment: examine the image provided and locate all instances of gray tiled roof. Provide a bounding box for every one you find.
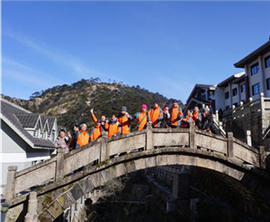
[1,99,55,148]
[15,113,40,128]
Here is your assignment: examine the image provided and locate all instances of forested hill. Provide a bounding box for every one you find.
[2,78,183,130]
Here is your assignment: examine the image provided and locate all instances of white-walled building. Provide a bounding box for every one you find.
[0,99,58,193]
[214,72,246,111]
[234,40,270,100]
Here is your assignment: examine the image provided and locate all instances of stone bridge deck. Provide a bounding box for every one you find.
[3,123,269,221]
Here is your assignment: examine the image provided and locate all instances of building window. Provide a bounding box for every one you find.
[265,56,270,69]
[240,84,245,93]
[251,63,259,75]
[252,83,260,95]
[266,78,270,90]
[225,92,229,100]
[232,88,237,96]
[34,125,40,137]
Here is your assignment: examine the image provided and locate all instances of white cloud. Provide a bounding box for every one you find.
[2,57,63,89]
[3,29,102,79]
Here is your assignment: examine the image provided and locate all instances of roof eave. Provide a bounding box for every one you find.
[234,40,270,68]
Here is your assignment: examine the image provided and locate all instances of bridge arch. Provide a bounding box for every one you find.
[3,123,270,221]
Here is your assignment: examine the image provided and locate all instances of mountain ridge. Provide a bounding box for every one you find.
[2,78,183,131]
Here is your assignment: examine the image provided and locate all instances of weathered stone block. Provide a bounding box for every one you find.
[89,172,105,187]
[101,168,115,182]
[178,155,188,165]
[157,155,167,166]
[188,156,197,166]
[145,157,156,168]
[206,159,215,170]
[114,164,126,178]
[214,161,224,173]
[197,158,206,168]
[135,158,146,170]
[69,184,85,201]
[125,161,136,174]
[38,209,55,222]
[47,200,64,219]
[167,155,177,165]
[79,178,95,194]
[57,192,74,209]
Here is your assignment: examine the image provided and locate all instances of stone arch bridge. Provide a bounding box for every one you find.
[2,123,270,221]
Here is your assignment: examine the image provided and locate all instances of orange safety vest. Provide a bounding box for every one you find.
[148,106,162,128]
[136,111,148,131]
[105,121,121,138]
[77,130,90,147]
[170,105,183,126]
[180,114,193,128]
[90,125,102,141]
[118,115,131,134]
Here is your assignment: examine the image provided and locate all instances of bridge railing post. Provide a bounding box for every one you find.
[246,130,252,147]
[189,122,196,149]
[100,131,108,163]
[55,148,65,182]
[259,146,266,169]
[227,132,234,159]
[25,192,38,222]
[146,122,154,150]
[5,165,17,203]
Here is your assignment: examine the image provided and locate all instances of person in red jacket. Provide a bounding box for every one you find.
[170,100,183,128]
[118,106,133,135]
[148,100,163,128]
[90,109,107,131]
[90,119,102,142]
[134,104,148,131]
[105,114,122,138]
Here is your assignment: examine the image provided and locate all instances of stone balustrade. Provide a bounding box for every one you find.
[4,122,263,205]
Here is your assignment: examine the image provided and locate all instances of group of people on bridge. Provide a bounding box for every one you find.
[54,100,213,153]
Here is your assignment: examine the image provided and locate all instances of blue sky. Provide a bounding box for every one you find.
[2,1,270,103]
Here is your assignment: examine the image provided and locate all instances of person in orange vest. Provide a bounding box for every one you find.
[180,109,193,128]
[90,119,103,142]
[118,106,133,135]
[90,109,107,131]
[148,100,163,128]
[192,106,202,129]
[76,123,90,148]
[105,114,122,138]
[170,100,183,128]
[134,104,148,131]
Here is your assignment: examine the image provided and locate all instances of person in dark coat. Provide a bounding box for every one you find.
[201,109,213,133]
[160,102,171,128]
[70,125,79,150]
